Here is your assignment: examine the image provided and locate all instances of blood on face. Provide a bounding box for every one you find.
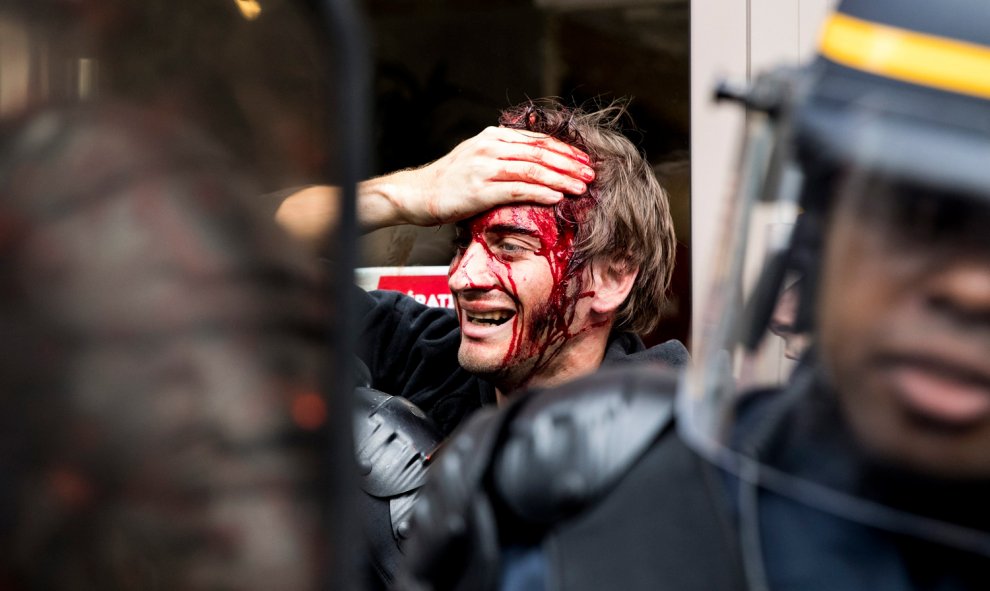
[448,202,598,386]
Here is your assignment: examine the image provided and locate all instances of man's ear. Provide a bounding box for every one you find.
[588,257,638,316]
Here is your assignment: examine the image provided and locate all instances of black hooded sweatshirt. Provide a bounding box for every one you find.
[357,289,688,437]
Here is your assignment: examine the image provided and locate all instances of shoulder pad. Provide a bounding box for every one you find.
[398,406,506,591]
[493,365,678,524]
[354,386,443,497]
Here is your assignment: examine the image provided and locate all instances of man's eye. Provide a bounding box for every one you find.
[496,240,534,256]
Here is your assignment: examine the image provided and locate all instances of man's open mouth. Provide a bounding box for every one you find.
[466,310,515,326]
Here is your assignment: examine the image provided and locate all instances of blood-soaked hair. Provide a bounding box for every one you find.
[499,99,676,335]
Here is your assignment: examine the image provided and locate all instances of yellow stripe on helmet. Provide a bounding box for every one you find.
[821,12,990,100]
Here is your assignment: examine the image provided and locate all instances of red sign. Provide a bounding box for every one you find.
[377,274,454,309]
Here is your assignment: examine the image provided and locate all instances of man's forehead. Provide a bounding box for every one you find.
[466,204,556,230]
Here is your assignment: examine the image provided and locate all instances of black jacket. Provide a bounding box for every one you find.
[357,289,688,437]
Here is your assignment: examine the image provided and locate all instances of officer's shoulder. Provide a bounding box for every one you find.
[354,386,442,498]
[493,364,679,523]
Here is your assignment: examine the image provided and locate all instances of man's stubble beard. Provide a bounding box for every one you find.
[458,300,567,394]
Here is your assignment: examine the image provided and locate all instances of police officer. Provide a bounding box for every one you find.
[396,0,990,589]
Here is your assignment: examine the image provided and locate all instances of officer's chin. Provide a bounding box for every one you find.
[841,372,990,481]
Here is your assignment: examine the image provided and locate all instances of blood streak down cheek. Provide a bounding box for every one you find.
[454,211,521,363]
[511,207,587,366]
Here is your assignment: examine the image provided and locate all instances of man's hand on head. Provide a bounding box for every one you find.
[274,127,595,249]
[363,126,595,230]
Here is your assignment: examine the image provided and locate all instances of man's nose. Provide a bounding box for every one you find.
[448,242,497,293]
[925,257,990,327]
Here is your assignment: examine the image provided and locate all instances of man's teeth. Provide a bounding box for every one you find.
[467,311,513,326]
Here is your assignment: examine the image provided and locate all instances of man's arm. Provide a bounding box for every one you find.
[275,126,595,249]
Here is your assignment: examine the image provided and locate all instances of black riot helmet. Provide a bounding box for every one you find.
[0,0,368,588]
[681,0,990,569]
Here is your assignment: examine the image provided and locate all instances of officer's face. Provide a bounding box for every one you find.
[819,184,990,478]
[448,204,592,392]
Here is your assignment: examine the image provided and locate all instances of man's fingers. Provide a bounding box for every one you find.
[492,160,589,196]
[484,126,592,164]
[491,142,595,183]
[481,181,565,205]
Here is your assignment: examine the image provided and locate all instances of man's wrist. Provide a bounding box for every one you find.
[359,167,428,230]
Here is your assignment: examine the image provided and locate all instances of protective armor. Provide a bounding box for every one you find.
[354,382,442,586]
[397,365,685,591]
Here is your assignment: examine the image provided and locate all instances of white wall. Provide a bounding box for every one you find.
[690,0,836,348]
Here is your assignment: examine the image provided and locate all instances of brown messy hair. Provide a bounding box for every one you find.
[499,99,676,335]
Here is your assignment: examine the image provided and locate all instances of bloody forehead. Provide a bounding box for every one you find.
[460,205,582,292]
[464,206,562,245]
